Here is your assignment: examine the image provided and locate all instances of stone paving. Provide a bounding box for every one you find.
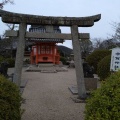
[19,67,85,120]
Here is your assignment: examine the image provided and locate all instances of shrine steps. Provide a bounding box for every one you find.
[38,63,55,67]
[25,64,68,73]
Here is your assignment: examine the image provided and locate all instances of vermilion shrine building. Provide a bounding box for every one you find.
[29,25,64,64]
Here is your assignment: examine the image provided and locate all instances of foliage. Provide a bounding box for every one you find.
[80,39,93,57]
[60,56,67,65]
[0,0,14,9]
[112,22,120,40]
[57,46,73,57]
[0,56,4,65]
[92,38,104,50]
[24,59,30,64]
[85,71,120,120]
[92,38,118,50]
[97,55,111,80]
[115,23,120,40]
[99,39,119,49]
[0,36,18,59]
[86,49,111,73]
[0,75,22,120]
[6,58,15,68]
[0,56,15,68]
[0,0,16,58]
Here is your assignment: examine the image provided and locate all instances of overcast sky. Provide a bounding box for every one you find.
[0,0,120,48]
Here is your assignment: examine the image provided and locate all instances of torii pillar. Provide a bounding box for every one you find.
[13,22,27,86]
[71,25,86,98]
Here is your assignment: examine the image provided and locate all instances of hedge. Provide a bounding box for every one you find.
[85,71,120,120]
[0,56,4,65]
[0,56,15,68]
[6,58,15,68]
[97,55,111,80]
[86,49,111,73]
[60,56,67,65]
[0,75,22,120]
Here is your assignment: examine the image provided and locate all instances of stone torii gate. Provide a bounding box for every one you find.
[0,9,101,98]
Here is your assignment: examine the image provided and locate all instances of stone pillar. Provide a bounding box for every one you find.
[71,25,86,98]
[46,25,54,33]
[46,26,55,64]
[13,22,27,86]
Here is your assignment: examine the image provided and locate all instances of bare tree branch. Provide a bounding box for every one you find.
[5,24,18,30]
[110,21,120,40]
[0,0,14,9]
[92,38,104,49]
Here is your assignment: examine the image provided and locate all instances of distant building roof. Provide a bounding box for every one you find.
[28,25,64,43]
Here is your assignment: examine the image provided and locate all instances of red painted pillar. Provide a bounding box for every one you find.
[36,45,38,64]
[30,53,32,64]
[52,44,55,64]
[55,45,57,64]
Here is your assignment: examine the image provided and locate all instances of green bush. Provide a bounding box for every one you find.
[85,71,120,120]
[0,56,4,65]
[97,55,111,80]
[86,49,111,73]
[6,58,15,68]
[24,59,30,64]
[60,56,67,65]
[0,75,22,120]
[0,57,15,68]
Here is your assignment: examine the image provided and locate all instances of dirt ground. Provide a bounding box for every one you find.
[8,67,85,120]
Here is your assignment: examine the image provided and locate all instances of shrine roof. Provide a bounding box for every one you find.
[28,38,64,43]
[28,25,64,43]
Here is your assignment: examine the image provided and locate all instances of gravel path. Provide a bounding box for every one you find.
[20,68,85,120]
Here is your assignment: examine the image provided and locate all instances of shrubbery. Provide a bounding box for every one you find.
[86,49,111,73]
[6,58,15,68]
[60,56,67,65]
[85,71,120,120]
[0,56,4,65]
[97,55,111,80]
[24,59,30,64]
[0,75,22,120]
[0,56,15,68]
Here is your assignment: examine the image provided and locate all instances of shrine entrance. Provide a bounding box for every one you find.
[0,9,101,98]
[31,42,60,64]
[29,25,64,65]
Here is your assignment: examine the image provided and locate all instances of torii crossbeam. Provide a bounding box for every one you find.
[0,9,100,26]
